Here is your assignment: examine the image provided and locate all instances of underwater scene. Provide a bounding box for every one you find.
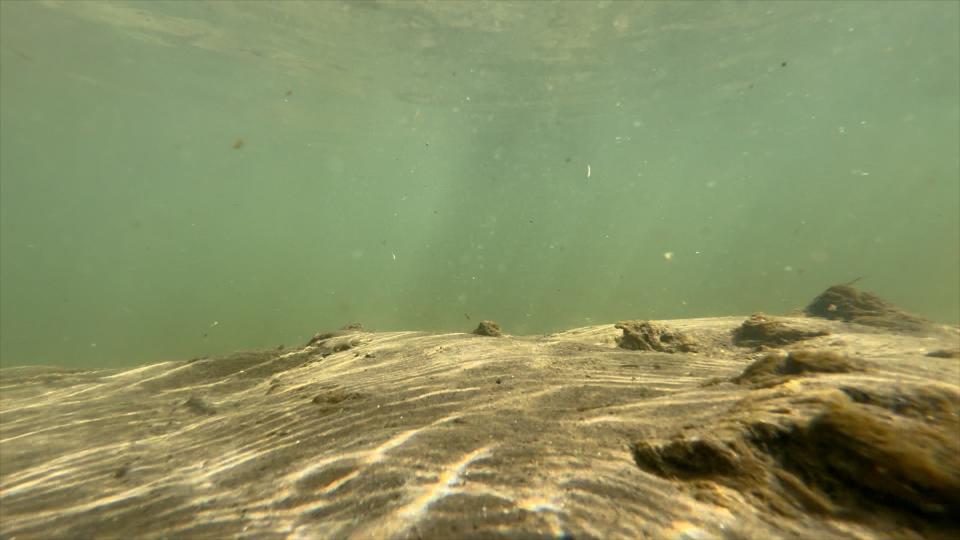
[2,3,960,540]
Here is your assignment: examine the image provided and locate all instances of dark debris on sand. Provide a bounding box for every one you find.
[615,320,698,353]
[805,284,940,335]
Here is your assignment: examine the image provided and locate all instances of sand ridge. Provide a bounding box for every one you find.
[1,287,958,539]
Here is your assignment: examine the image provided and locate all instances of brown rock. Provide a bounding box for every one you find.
[472,320,503,337]
[615,320,698,352]
[732,313,829,347]
[805,284,940,335]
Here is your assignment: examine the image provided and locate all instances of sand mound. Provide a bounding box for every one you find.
[1,286,958,539]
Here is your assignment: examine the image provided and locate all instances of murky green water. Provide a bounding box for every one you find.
[1,1,957,368]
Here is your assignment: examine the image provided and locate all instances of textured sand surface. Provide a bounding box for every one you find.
[1,289,958,539]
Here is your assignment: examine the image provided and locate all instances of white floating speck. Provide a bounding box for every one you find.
[663,252,674,261]
[586,164,592,178]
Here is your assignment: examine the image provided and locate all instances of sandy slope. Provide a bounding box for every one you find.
[1,287,958,539]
